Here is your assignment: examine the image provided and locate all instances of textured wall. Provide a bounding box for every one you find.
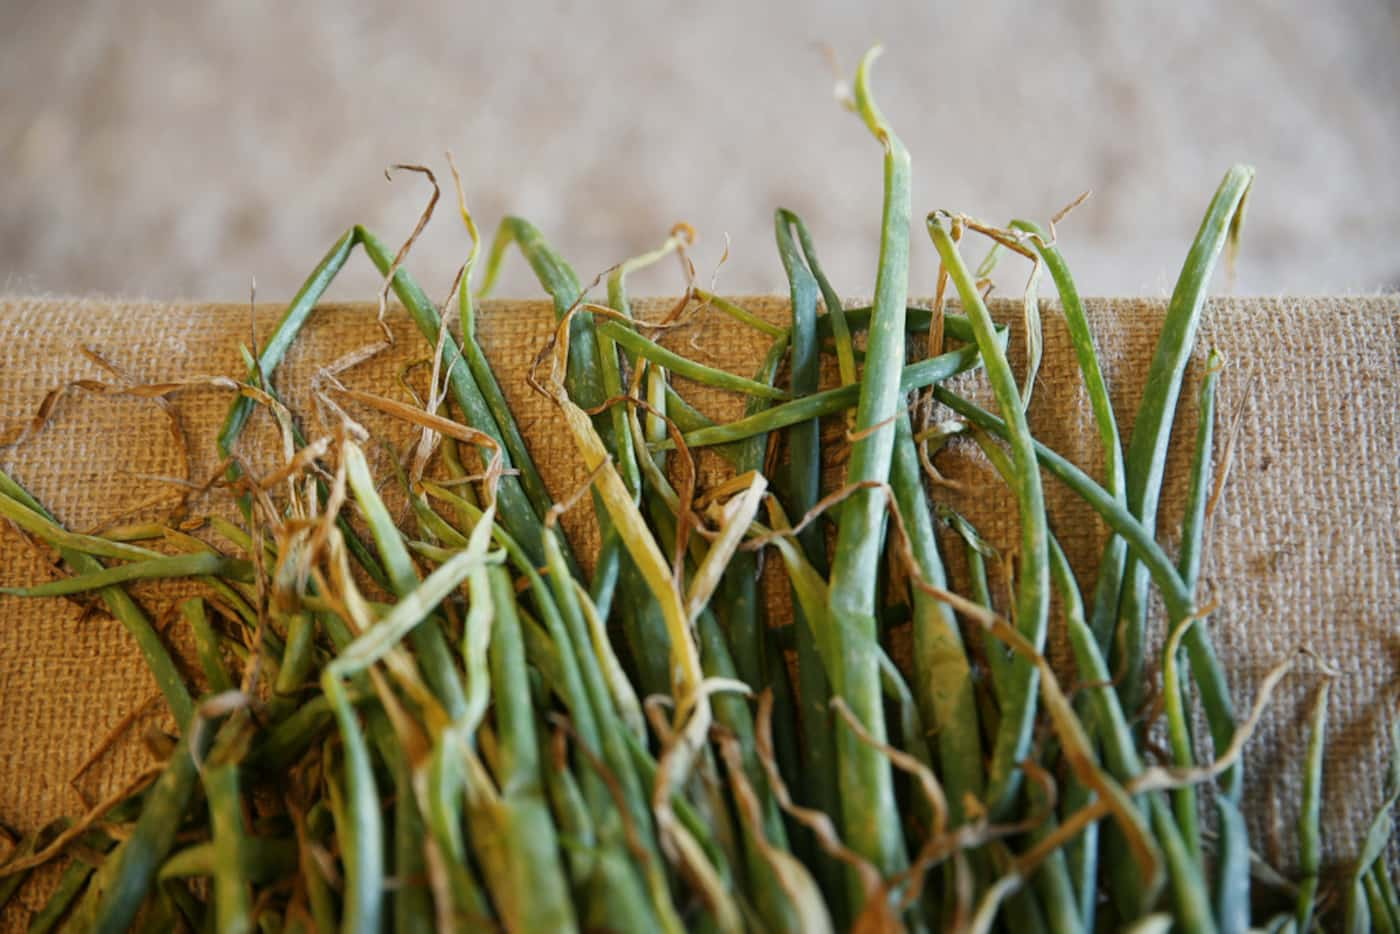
[1,0,1398,303]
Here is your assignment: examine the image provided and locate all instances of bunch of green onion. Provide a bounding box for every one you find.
[1,47,1395,934]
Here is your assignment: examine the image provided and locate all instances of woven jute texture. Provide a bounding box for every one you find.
[0,294,1396,916]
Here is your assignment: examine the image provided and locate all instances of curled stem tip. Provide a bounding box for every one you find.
[445,152,481,260]
[847,45,903,157]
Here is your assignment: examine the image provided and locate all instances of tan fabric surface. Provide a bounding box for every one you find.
[0,295,1397,917]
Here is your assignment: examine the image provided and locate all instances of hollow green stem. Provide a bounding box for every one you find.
[1009,218,1127,655]
[1294,682,1329,933]
[0,471,192,727]
[1112,165,1253,719]
[774,206,844,910]
[929,213,1049,819]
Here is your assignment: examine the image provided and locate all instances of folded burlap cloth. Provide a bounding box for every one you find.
[1,295,1396,902]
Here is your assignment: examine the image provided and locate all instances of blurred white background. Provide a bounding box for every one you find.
[2,0,1397,302]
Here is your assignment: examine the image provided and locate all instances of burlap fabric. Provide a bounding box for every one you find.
[0,295,1396,919]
